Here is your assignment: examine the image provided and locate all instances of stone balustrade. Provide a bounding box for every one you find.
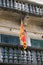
[0,43,43,65]
[0,0,43,16]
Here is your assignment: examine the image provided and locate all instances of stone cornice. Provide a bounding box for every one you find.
[16,0,43,7]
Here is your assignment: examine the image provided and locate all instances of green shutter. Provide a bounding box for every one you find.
[30,39,43,48]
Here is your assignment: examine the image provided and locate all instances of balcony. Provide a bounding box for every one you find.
[0,43,43,65]
[0,0,43,17]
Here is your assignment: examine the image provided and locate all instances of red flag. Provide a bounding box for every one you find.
[20,20,27,49]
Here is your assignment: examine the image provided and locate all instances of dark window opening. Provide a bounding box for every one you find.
[30,39,43,48]
[1,34,20,45]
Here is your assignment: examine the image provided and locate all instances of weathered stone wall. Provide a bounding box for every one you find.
[0,17,43,39]
[0,10,43,41]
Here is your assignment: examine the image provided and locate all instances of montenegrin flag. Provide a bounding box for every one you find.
[20,20,27,49]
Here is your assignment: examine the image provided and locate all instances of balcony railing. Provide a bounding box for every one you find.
[0,43,43,65]
[0,0,43,16]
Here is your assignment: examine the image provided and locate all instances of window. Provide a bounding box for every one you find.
[30,39,43,48]
[1,34,20,45]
